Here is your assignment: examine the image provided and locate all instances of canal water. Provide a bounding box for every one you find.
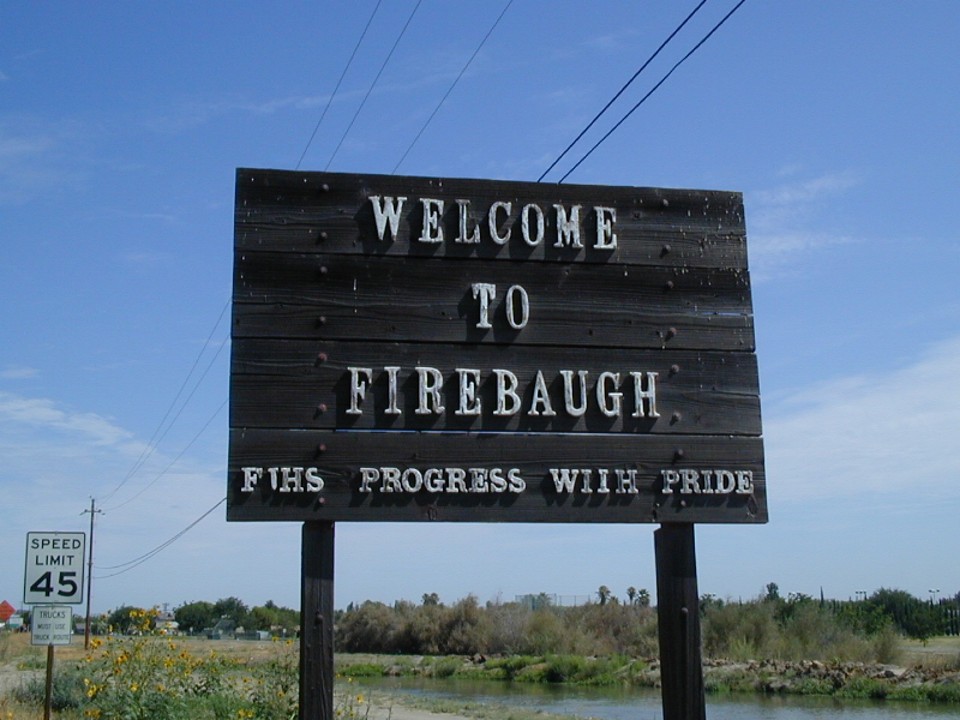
[359,677,959,719]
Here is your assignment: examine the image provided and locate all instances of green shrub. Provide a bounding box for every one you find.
[430,657,463,678]
[544,654,587,682]
[12,665,86,711]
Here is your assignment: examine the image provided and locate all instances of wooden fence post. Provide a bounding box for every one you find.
[656,523,706,720]
[300,521,335,719]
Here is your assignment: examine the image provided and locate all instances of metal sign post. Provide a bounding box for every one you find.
[25,532,85,720]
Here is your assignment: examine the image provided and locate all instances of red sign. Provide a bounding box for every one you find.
[0,600,16,622]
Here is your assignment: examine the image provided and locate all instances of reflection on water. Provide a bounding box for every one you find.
[358,676,958,719]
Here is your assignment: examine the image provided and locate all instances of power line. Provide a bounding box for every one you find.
[558,0,749,184]
[295,0,384,170]
[100,300,230,503]
[393,0,514,174]
[94,497,226,578]
[325,0,424,171]
[537,0,708,182]
[103,398,228,512]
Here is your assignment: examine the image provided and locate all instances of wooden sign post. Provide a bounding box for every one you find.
[228,170,766,719]
[300,522,334,718]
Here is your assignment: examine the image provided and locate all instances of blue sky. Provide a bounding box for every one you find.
[2,1,958,615]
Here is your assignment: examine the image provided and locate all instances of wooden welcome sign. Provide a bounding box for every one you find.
[228,169,766,525]
[228,169,766,720]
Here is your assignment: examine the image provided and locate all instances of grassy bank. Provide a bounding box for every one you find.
[336,649,960,704]
[2,632,960,720]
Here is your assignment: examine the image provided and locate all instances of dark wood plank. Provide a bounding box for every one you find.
[230,340,761,435]
[656,525,706,720]
[227,430,767,524]
[232,253,755,350]
[235,169,747,270]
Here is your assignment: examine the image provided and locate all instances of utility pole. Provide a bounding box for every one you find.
[81,498,102,650]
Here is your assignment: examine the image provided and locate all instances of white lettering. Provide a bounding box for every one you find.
[528,370,556,416]
[505,284,529,329]
[596,467,610,494]
[456,368,482,416]
[594,206,617,249]
[717,469,735,493]
[455,199,480,243]
[521,203,544,246]
[630,371,660,418]
[561,370,588,417]
[385,366,401,415]
[360,467,380,493]
[305,467,324,492]
[736,470,754,494]
[416,367,445,415]
[446,467,467,493]
[401,468,423,492]
[488,201,512,244]
[424,468,445,493]
[550,468,580,493]
[369,195,406,240]
[660,468,756,495]
[419,198,444,243]
[382,467,401,492]
[554,204,583,248]
[347,367,372,415]
[597,371,623,417]
[358,466,526,494]
[469,467,489,492]
[366,196,620,252]
[615,468,639,494]
[472,283,496,329]
[494,369,521,416]
[241,467,262,492]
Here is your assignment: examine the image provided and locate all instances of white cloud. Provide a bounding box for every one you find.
[753,170,859,210]
[764,336,960,502]
[746,170,861,280]
[0,365,38,379]
[0,120,84,204]
[0,392,134,447]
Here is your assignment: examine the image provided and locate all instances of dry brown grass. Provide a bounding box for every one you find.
[900,635,960,669]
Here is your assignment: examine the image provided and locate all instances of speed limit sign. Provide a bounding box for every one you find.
[23,532,86,605]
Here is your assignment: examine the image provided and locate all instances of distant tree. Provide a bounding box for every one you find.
[213,597,250,628]
[636,588,651,608]
[764,583,781,602]
[627,587,637,605]
[441,595,490,654]
[106,605,151,634]
[530,592,553,610]
[597,585,611,606]
[337,601,401,653]
[272,604,300,634]
[422,592,441,606]
[699,593,723,613]
[175,600,216,634]
[868,588,942,641]
[248,605,279,631]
